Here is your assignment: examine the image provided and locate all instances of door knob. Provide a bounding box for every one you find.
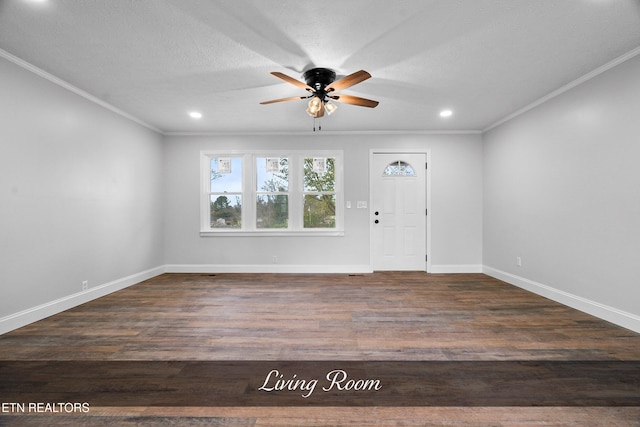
[374,211,379,215]
[374,219,379,224]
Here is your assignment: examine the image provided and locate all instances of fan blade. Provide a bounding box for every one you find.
[270,72,313,92]
[326,70,371,92]
[332,94,379,108]
[260,96,306,105]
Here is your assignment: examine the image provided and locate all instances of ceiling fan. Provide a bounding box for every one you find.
[260,68,379,119]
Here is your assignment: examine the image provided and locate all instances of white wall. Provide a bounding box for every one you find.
[483,53,640,330]
[0,57,165,332]
[163,133,483,273]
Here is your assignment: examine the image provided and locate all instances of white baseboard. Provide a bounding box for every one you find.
[430,264,483,274]
[483,266,640,334]
[167,263,485,274]
[165,264,373,274]
[0,266,165,335]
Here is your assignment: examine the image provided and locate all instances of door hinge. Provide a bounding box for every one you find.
[425,254,428,261]
[425,209,428,215]
[425,162,428,170]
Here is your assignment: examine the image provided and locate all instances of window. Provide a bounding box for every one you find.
[303,158,336,228]
[209,157,242,228]
[201,151,343,236]
[383,161,415,177]
[256,157,289,229]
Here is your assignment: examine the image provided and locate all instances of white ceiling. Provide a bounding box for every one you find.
[1,0,640,134]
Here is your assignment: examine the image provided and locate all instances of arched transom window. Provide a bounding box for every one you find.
[383,161,415,177]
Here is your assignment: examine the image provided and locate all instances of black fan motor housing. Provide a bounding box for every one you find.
[303,68,336,90]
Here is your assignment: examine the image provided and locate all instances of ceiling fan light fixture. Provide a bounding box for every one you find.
[306,97,323,116]
[262,68,378,126]
[325,101,337,115]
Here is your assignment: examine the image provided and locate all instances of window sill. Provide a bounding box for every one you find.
[200,230,345,237]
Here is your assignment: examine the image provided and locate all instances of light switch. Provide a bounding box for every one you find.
[357,201,367,209]
[346,201,351,209]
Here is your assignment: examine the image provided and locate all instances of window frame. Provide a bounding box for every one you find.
[200,150,344,236]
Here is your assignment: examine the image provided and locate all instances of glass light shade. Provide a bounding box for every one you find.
[308,97,321,111]
[324,101,337,115]
[306,97,323,117]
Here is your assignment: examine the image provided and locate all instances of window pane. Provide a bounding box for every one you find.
[257,195,288,228]
[383,161,415,176]
[304,158,335,192]
[210,195,242,228]
[257,157,288,191]
[304,194,336,228]
[211,157,242,192]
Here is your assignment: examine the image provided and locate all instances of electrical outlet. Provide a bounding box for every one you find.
[516,257,522,267]
[82,280,88,291]
[272,256,278,264]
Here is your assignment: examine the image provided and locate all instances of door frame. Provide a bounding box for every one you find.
[369,149,431,272]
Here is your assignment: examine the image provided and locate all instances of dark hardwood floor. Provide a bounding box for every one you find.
[1,272,639,426]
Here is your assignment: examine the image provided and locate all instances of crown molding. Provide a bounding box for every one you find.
[163,129,483,137]
[0,48,163,134]
[483,45,640,133]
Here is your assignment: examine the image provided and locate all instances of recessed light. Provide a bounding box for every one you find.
[439,109,453,118]
[189,111,202,119]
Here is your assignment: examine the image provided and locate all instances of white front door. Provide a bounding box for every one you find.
[372,153,426,271]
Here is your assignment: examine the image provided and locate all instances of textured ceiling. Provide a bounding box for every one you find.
[1,0,640,133]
